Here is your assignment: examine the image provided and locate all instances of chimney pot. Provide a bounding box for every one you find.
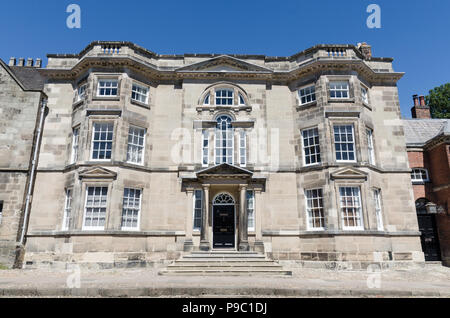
[35,58,42,68]
[9,57,16,66]
[419,95,426,106]
[359,42,372,60]
[413,94,419,107]
[18,58,25,67]
[26,58,34,67]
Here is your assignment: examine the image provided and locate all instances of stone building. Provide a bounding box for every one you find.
[0,41,425,270]
[0,58,46,268]
[404,96,450,265]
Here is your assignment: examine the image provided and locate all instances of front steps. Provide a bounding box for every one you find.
[159,251,292,276]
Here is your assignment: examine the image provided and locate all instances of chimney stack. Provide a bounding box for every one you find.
[411,94,431,119]
[9,57,16,66]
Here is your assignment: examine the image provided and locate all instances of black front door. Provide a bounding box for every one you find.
[213,205,235,248]
[417,214,441,261]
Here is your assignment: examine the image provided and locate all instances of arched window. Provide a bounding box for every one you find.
[215,115,234,164]
[213,193,235,205]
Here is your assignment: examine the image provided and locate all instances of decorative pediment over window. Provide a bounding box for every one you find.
[176,55,272,74]
[78,166,117,180]
[197,163,253,178]
[330,167,368,181]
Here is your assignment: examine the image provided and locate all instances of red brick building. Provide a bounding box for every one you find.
[404,95,450,265]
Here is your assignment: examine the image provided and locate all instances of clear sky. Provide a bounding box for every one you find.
[1,0,449,118]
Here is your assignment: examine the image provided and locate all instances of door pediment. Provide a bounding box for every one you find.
[197,163,253,178]
[78,166,117,180]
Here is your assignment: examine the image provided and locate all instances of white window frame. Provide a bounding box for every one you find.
[302,127,321,166]
[70,127,80,164]
[203,93,210,106]
[202,130,209,167]
[305,188,325,231]
[126,126,146,166]
[361,86,369,104]
[82,186,108,231]
[91,122,114,161]
[411,168,429,182]
[329,81,350,99]
[215,115,234,165]
[366,128,375,165]
[97,79,119,97]
[238,93,246,106]
[121,188,142,231]
[339,186,364,231]
[334,125,357,163]
[373,189,384,231]
[239,131,247,167]
[76,83,87,102]
[298,84,316,106]
[193,190,203,231]
[215,89,234,106]
[247,190,255,232]
[131,83,149,104]
[62,189,73,231]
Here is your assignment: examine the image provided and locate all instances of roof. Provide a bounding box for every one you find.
[8,66,45,91]
[403,119,450,147]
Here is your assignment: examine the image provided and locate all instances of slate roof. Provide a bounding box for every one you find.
[8,66,45,91]
[403,119,450,147]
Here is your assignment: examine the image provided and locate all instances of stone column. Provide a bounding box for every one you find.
[239,184,250,251]
[254,189,265,253]
[183,189,194,252]
[200,184,210,251]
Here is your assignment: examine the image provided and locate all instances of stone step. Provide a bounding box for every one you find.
[167,264,284,270]
[159,269,292,276]
[173,260,277,266]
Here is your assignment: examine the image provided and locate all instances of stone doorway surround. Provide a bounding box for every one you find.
[181,163,266,253]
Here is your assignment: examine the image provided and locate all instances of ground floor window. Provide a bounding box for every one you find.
[83,187,108,230]
[193,190,203,231]
[339,187,364,230]
[62,189,73,231]
[305,188,325,230]
[121,188,142,230]
[247,191,255,231]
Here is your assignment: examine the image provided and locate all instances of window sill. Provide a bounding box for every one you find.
[72,99,85,109]
[296,101,317,110]
[328,98,355,103]
[130,99,150,109]
[92,96,120,102]
[362,101,372,111]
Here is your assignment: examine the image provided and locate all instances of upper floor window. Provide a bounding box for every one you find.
[302,127,321,166]
[215,115,234,164]
[127,126,146,165]
[91,122,114,161]
[366,128,375,165]
[215,89,234,106]
[361,86,369,104]
[71,127,80,164]
[334,125,356,162]
[202,130,209,167]
[97,79,118,97]
[203,94,210,105]
[131,84,149,104]
[239,94,246,106]
[298,85,316,106]
[330,81,349,99]
[239,131,247,167]
[121,188,142,231]
[373,189,384,231]
[411,168,429,183]
[83,186,108,230]
[76,83,87,102]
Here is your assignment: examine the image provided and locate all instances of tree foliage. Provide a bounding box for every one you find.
[426,83,450,119]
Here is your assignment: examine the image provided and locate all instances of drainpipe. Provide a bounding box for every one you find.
[18,97,47,246]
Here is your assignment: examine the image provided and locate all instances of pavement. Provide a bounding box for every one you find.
[0,264,449,297]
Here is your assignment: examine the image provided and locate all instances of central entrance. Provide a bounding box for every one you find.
[212,193,236,249]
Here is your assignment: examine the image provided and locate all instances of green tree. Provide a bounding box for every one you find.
[426,83,450,119]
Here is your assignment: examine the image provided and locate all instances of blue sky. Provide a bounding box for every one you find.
[1,0,449,118]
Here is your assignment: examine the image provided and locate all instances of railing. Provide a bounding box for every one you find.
[327,47,347,57]
[101,44,121,55]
